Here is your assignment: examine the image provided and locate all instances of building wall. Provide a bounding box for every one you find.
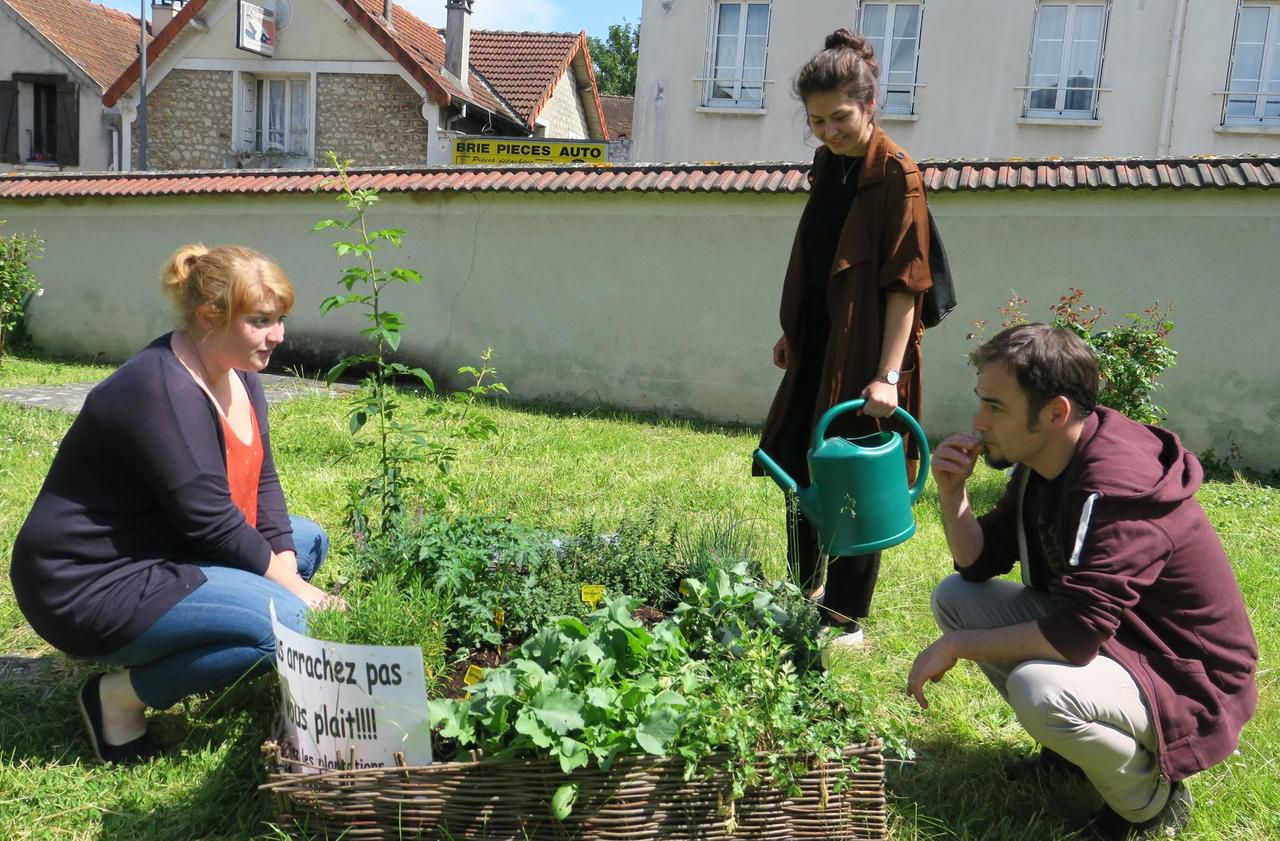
[539,71,590,139]
[633,0,1280,163]
[130,70,234,170]
[0,9,114,171]
[315,74,429,166]
[7,185,1279,471]
[182,0,388,62]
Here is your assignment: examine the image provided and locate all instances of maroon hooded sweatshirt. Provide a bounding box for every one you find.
[963,407,1258,782]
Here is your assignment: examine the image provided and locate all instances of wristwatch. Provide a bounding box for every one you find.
[878,369,901,385]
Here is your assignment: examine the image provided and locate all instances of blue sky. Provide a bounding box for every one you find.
[95,1,642,40]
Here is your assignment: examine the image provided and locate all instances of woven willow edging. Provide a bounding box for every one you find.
[261,738,885,840]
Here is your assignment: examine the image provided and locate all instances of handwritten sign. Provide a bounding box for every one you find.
[581,584,605,609]
[270,602,432,772]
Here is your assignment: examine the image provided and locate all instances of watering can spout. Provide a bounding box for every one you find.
[752,448,823,526]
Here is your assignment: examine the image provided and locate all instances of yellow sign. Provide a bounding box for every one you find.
[581,584,606,609]
[463,665,485,686]
[453,137,609,166]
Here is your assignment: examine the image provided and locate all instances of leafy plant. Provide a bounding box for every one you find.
[429,564,883,829]
[968,288,1178,424]
[314,153,507,538]
[0,221,44,361]
[587,21,639,96]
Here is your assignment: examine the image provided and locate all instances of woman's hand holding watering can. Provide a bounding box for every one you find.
[859,379,899,418]
[931,433,982,498]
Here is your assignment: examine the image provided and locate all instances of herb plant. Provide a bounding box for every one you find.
[314,154,507,538]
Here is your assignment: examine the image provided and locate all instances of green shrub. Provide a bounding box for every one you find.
[969,288,1178,424]
[0,221,43,361]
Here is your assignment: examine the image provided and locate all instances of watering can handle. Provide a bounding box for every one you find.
[811,399,932,504]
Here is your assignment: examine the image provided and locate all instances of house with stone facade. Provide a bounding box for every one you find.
[1,0,150,171]
[100,0,607,171]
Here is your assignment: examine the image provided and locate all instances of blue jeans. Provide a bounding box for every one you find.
[97,516,329,710]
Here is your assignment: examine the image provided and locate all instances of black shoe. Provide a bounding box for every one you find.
[1075,780,1192,840]
[1004,746,1086,782]
[78,673,158,766]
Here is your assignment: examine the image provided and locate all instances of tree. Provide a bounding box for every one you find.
[588,22,639,97]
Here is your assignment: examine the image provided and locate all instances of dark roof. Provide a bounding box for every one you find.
[3,0,151,90]
[600,95,634,139]
[3,157,1276,199]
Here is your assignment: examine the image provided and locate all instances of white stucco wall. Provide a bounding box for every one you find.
[0,7,115,171]
[5,184,1278,471]
[633,0,1280,162]
[539,71,590,139]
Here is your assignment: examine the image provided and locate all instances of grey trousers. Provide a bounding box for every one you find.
[930,574,1172,822]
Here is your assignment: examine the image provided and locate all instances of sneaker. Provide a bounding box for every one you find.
[818,623,864,668]
[1075,780,1192,840]
[1004,745,1086,782]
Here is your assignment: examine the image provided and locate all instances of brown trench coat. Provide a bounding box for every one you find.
[756,126,932,482]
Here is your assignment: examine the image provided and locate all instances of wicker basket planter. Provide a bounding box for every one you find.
[261,739,886,840]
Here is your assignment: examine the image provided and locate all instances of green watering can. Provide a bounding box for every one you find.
[753,399,931,555]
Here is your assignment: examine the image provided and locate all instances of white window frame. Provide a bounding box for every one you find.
[1022,1,1110,120]
[239,73,311,156]
[858,2,925,115]
[1222,1,1280,126]
[702,1,772,108]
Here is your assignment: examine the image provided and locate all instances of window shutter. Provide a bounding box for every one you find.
[55,82,79,166]
[0,81,18,164]
[241,74,258,150]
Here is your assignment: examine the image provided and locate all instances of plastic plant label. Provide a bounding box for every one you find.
[270,601,432,773]
[463,665,486,686]
[494,608,505,628]
[581,584,605,609]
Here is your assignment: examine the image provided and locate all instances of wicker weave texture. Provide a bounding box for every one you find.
[263,740,886,840]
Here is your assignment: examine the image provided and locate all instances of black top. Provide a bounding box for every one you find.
[9,334,294,657]
[799,153,863,318]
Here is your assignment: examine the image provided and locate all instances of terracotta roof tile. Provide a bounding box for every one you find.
[4,156,1278,200]
[4,0,151,90]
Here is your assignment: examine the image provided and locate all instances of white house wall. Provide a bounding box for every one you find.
[633,0,1280,162]
[0,9,114,171]
[182,0,388,63]
[8,185,1279,471]
[539,71,590,139]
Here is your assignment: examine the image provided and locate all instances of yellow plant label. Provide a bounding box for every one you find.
[463,665,485,686]
[581,584,605,609]
[494,608,505,628]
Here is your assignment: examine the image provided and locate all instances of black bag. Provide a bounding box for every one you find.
[922,209,957,328]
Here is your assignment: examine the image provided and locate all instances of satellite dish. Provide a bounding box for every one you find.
[272,0,294,30]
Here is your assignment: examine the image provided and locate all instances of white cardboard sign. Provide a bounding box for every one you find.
[270,602,433,771]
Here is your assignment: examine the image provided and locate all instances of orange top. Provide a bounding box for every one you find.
[220,406,263,528]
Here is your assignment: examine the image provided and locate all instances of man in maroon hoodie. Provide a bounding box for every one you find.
[907,324,1258,840]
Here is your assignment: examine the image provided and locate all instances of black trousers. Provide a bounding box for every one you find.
[787,504,881,624]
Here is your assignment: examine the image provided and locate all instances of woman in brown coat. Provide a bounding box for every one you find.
[756,29,932,651]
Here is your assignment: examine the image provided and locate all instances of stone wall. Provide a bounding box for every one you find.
[315,74,428,166]
[539,72,588,139]
[131,70,233,170]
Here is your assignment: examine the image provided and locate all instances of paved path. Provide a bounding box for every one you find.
[0,373,352,415]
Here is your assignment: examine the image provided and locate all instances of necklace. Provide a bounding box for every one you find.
[839,155,859,186]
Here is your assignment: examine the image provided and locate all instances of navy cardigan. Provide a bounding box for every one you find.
[10,334,295,657]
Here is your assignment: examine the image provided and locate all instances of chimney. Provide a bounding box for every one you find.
[445,0,474,89]
[383,1,394,28]
[151,0,181,30]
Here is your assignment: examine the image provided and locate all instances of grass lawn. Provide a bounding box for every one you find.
[0,354,1275,840]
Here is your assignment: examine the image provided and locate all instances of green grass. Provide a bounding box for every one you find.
[0,359,1276,840]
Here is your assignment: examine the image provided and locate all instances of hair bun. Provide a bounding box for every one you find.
[160,243,209,298]
[825,28,875,62]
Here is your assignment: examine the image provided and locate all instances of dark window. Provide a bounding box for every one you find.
[32,83,57,160]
